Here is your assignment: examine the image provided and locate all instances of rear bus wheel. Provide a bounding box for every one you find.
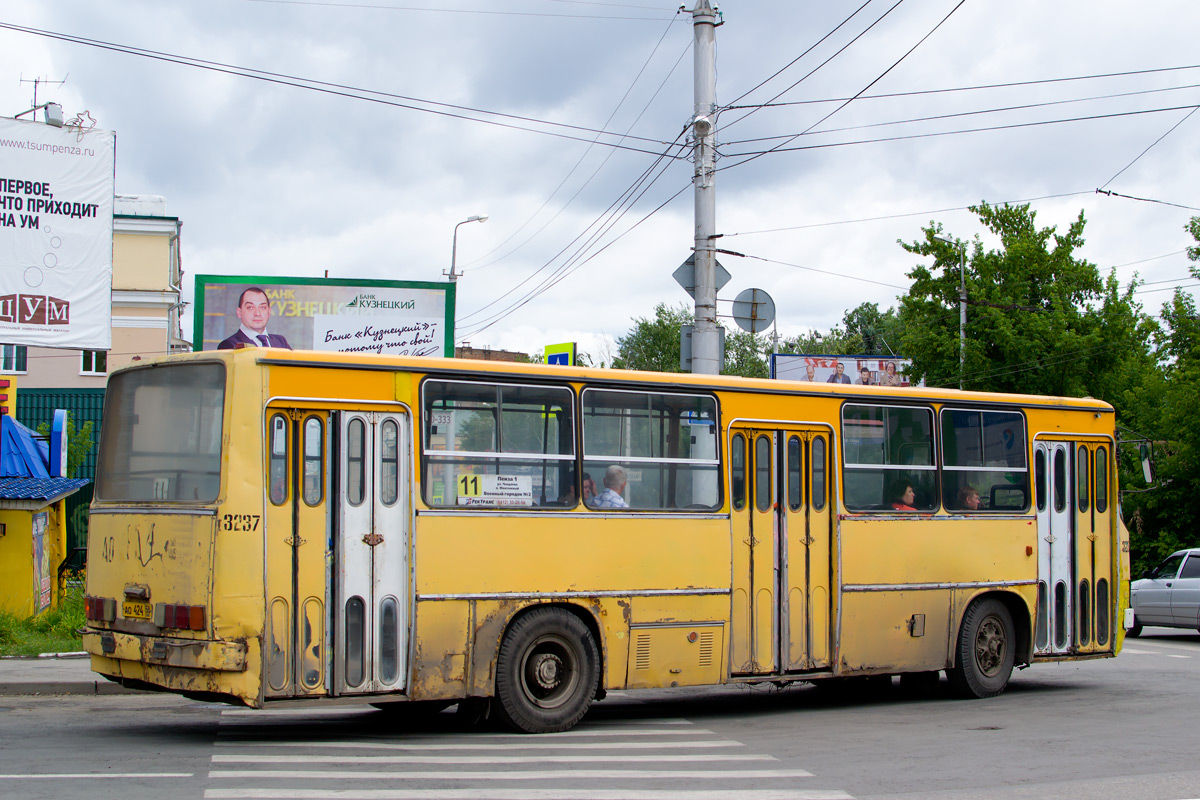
[493,607,599,734]
[949,598,1016,699]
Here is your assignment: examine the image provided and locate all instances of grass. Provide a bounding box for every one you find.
[0,581,86,657]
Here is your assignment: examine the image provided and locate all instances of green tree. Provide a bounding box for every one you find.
[36,416,95,479]
[897,202,1155,397]
[842,302,901,356]
[778,304,899,357]
[613,303,691,373]
[613,302,769,377]
[1121,215,1200,573]
[722,328,769,378]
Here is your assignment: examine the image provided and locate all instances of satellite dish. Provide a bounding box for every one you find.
[732,287,775,333]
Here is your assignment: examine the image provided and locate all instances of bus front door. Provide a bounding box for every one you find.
[730,426,833,676]
[263,409,330,699]
[333,411,410,695]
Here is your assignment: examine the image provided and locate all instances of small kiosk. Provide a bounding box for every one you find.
[0,411,89,617]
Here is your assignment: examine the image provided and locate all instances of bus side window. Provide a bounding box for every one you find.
[269,414,288,506]
[1076,446,1089,512]
[940,408,1028,512]
[1095,446,1108,513]
[731,434,746,511]
[303,416,324,506]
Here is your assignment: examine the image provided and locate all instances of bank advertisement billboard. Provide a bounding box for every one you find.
[193,275,455,357]
[771,353,919,387]
[0,116,116,349]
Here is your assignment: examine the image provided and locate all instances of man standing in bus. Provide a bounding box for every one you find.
[591,465,629,508]
[218,287,293,350]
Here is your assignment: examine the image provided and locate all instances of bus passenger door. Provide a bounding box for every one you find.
[1075,443,1114,652]
[263,409,330,699]
[1035,440,1075,655]
[731,426,833,675]
[730,429,778,674]
[782,430,833,671]
[334,411,409,695]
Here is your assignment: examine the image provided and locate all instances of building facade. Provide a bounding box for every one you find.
[2,194,188,388]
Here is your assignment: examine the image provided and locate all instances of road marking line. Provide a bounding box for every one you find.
[211,754,776,765]
[212,741,743,755]
[215,729,716,743]
[203,790,853,799]
[0,773,193,779]
[208,768,815,779]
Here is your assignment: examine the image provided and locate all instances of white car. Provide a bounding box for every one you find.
[1128,548,1200,637]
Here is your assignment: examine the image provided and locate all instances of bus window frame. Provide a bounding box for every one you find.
[840,401,938,513]
[580,385,721,512]
[939,406,1030,514]
[420,377,577,510]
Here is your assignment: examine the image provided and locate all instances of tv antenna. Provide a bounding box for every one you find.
[19,73,68,110]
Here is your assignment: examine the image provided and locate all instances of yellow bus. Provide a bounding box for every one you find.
[82,348,1131,732]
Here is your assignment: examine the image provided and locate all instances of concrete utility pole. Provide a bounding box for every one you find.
[690,1,720,375]
[935,235,967,389]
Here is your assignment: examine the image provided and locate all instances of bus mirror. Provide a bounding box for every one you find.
[1139,443,1155,485]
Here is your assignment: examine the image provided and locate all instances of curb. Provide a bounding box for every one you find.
[0,680,144,696]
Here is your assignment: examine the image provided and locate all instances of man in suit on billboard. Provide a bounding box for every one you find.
[218,287,292,350]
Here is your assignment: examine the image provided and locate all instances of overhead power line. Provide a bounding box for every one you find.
[725,63,1200,111]
[464,24,690,272]
[718,103,1200,161]
[245,0,676,20]
[721,82,1200,146]
[719,0,968,171]
[0,21,683,156]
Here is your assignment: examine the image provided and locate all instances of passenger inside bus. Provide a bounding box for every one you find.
[590,465,630,509]
[556,470,596,506]
[957,484,981,510]
[889,479,916,511]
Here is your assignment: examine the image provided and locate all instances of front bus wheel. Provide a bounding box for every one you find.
[493,607,599,734]
[949,597,1016,699]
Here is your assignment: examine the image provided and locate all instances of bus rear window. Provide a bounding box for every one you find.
[96,362,226,503]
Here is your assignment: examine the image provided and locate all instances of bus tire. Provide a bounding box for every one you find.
[948,598,1015,699]
[493,607,599,734]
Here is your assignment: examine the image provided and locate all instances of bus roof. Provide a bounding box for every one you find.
[136,348,1114,413]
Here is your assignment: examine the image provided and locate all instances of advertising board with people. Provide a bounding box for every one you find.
[770,353,919,387]
[193,275,455,357]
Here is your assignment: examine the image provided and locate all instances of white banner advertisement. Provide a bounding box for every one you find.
[0,116,116,349]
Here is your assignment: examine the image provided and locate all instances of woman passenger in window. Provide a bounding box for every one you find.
[889,479,916,511]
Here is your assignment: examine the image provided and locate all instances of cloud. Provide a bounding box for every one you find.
[2,0,1198,360]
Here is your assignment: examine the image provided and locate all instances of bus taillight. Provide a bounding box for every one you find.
[153,603,206,631]
[85,596,116,623]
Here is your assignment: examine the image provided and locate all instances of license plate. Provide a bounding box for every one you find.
[123,600,152,620]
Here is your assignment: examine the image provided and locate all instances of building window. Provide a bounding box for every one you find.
[81,350,107,375]
[1,345,27,373]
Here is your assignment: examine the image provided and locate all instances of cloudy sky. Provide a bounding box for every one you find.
[3,0,1198,362]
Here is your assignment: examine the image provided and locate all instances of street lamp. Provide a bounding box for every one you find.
[933,235,967,389]
[445,214,489,282]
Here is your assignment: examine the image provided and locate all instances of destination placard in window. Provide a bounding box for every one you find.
[457,474,534,507]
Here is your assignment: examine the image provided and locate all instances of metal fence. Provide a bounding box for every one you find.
[16,388,105,553]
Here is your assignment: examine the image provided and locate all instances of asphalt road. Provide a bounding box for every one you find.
[1,628,1198,800]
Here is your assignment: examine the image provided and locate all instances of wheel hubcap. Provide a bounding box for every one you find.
[975,616,1007,677]
[531,653,563,690]
[519,635,579,709]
